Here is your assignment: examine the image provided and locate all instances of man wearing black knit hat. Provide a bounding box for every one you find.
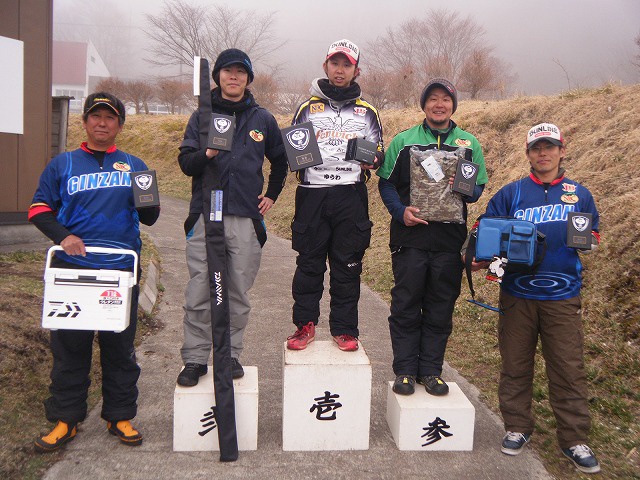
[285,39,385,352]
[377,78,488,396]
[176,49,287,386]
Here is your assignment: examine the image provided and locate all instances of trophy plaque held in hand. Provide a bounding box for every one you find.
[131,170,160,208]
[281,122,323,171]
[207,113,235,151]
[567,211,592,249]
[451,159,479,195]
[345,137,377,165]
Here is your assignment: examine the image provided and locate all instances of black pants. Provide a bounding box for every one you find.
[291,184,372,337]
[44,258,140,424]
[388,247,463,376]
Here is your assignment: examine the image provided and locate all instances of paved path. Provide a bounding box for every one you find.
[44,196,551,479]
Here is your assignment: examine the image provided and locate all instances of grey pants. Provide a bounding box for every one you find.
[180,214,261,364]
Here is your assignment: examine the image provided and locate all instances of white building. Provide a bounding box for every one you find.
[52,41,110,112]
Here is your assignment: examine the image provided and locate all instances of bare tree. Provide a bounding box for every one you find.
[94,77,127,100]
[359,70,395,110]
[144,0,285,70]
[278,78,312,118]
[365,9,513,104]
[156,78,191,114]
[458,47,516,99]
[125,80,155,114]
[552,58,572,90]
[632,32,640,70]
[251,73,280,114]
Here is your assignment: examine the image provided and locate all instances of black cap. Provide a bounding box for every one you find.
[83,92,126,124]
[212,48,254,85]
[419,78,458,113]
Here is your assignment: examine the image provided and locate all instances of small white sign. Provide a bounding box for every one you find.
[193,55,201,96]
[421,155,445,182]
[0,36,24,134]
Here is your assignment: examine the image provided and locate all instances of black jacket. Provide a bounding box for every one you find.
[179,98,287,220]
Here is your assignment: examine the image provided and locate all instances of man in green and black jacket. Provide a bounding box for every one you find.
[377,78,488,397]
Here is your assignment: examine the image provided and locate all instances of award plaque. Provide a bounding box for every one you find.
[281,121,323,171]
[131,170,160,208]
[207,113,235,151]
[567,211,593,248]
[345,137,377,165]
[451,159,479,195]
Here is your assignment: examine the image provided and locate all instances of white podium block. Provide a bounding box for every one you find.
[282,341,372,451]
[173,366,258,451]
[386,381,475,450]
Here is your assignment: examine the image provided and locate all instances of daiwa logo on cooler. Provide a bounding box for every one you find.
[214,272,223,305]
[286,128,310,151]
[214,117,232,134]
[571,215,590,232]
[99,289,123,305]
[47,301,81,318]
[461,163,477,179]
[134,174,153,191]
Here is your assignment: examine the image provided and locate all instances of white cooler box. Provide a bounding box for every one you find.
[42,246,138,332]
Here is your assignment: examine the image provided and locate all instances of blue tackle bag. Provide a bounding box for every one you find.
[475,217,538,266]
[464,217,546,313]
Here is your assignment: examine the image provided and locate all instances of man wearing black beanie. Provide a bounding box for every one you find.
[176,49,287,386]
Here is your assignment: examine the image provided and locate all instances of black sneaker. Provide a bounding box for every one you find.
[231,357,244,379]
[501,431,531,455]
[392,375,416,395]
[417,375,449,396]
[562,444,601,474]
[177,363,207,387]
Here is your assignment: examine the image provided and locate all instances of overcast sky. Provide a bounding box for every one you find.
[53,0,640,96]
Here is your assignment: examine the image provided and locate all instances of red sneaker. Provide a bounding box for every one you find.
[333,334,359,351]
[287,322,315,350]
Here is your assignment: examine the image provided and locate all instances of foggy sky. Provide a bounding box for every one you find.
[53,0,640,96]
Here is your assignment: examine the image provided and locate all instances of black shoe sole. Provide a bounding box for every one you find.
[177,365,207,386]
[108,427,143,446]
[417,376,449,396]
[34,429,76,453]
[392,385,415,395]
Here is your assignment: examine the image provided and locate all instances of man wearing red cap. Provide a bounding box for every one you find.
[285,39,384,352]
[467,123,601,474]
[377,78,488,396]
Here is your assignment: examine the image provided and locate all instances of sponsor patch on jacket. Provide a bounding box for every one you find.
[113,161,130,172]
[310,103,325,114]
[455,138,472,147]
[353,106,367,116]
[249,130,264,142]
[561,182,578,203]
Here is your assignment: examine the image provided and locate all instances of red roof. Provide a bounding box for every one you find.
[52,41,87,85]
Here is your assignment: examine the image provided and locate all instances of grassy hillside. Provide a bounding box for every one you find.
[67,83,639,478]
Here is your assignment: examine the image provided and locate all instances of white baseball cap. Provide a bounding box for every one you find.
[326,39,360,65]
[526,123,564,149]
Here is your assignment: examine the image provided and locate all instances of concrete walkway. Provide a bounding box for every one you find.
[43,196,551,479]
